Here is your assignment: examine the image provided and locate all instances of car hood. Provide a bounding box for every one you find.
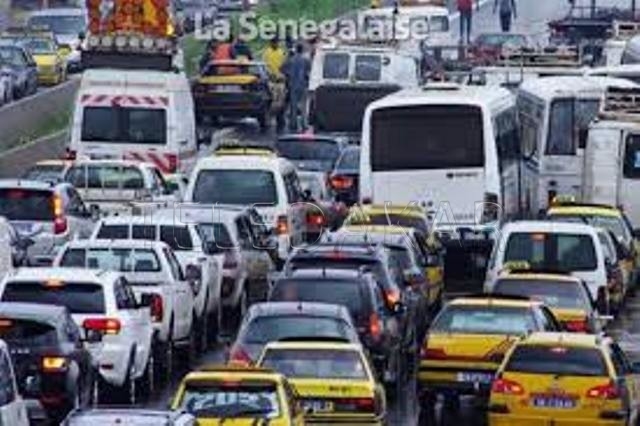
[33,54,57,66]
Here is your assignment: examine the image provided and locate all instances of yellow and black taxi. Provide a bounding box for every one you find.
[491,268,603,333]
[192,60,272,131]
[257,341,386,425]
[19,33,66,85]
[344,204,430,236]
[171,364,305,425]
[489,332,640,426]
[419,296,563,411]
[547,201,639,290]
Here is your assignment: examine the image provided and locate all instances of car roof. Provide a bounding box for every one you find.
[0,302,67,326]
[65,408,191,421]
[327,229,412,249]
[63,239,168,251]
[196,152,295,173]
[247,302,353,321]
[519,76,637,100]
[5,267,120,284]
[501,220,598,235]
[283,268,369,281]
[449,297,542,308]
[547,205,622,218]
[152,206,245,225]
[183,365,284,383]
[28,8,86,17]
[264,341,363,352]
[519,332,604,348]
[34,160,69,167]
[69,159,154,169]
[0,179,58,191]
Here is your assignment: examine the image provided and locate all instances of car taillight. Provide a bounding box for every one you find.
[334,397,376,413]
[306,212,326,227]
[150,295,164,323]
[482,192,499,223]
[586,381,620,400]
[491,378,524,395]
[166,154,178,173]
[223,251,238,269]
[83,318,121,335]
[421,347,447,360]
[41,356,67,373]
[330,175,354,190]
[53,216,68,234]
[275,215,288,235]
[384,289,401,307]
[52,194,67,235]
[369,313,382,340]
[229,345,252,365]
[564,318,589,333]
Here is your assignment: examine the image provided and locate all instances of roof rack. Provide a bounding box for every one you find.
[495,45,582,68]
[612,20,640,40]
[600,86,640,122]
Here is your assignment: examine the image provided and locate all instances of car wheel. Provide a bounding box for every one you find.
[198,309,209,354]
[137,344,155,402]
[120,353,137,405]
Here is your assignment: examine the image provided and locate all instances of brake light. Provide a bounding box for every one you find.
[369,313,382,340]
[150,295,164,323]
[384,289,401,307]
[275,215,288,235]
[82,318,121,335]
[41,356,67,373]
[564,319,589,333]
[229,345,252,365]
[421,347,447,360]
[586,381,620,400]
[54,217,68,235]
[330,175,354,190]
[52,194,67,235]
[0,318,12,328]
[223,251,238,269]
[306,212,326,227]
[166,154,178,173]
[334,397,376,413]
[491,378,524,395]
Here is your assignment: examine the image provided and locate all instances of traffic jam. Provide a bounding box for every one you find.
[4,0,640,424]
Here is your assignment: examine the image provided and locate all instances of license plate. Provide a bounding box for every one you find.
[457,372,493,384]
[531,395,576,409]
[301,400,334,413]
[216,85,242,93]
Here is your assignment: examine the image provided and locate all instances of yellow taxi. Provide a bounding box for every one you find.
[171,364,305,425]
[491,269,603,333]
[419,296,563,411]
[489,332,640,426]
[257,341,386,425]
[22,34,67,85]
[344,204,430,236]
[547,202,638,291]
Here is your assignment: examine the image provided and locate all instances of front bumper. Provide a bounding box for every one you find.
[87,341,130,387]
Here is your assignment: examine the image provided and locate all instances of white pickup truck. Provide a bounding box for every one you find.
[89,215,223,347]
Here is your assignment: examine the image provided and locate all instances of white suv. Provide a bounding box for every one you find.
[185,146,308,265]
[52,240,196,374]
[0,268,154,404]
[89,215,222,347]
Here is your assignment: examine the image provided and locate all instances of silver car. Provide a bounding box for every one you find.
[0,180,98,266]
[62,409,196,426]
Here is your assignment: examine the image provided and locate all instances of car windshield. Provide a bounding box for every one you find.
[81,107,167,145]
[275,139,340,171]
[0,318,58,346]
[0,47,26,67]
[504,232,598,272]
[179,382,280,418]
[243,316,351,344]
[65,165,145,189]
[0,188,54,221]
[59,248,162,272]
[261,349,368,380]
[192,170,277,205]
[505,345,607,377]
[548,214,631,244]
[23,38,55,53]
[2,282,106,314]
[431,305,535,335]
[271,279,369,321]
[197,223,234,249]
[22,165,65,182]
[28,15,85,35]
[493,279,590,310]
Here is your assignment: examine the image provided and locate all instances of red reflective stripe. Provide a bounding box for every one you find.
[127,96,140,105]
[126,152,147,163]
[143,96,156,106]
[94,94,107,103]
[81,94,91,103]
[147,151,172,173]
[159,96,169,106]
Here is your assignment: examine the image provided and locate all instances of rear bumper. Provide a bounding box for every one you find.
[418,366,497,397]
[489,413,625,426]
[195,93,269,116]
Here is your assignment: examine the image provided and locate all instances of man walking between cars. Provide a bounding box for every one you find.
[457,0,479,44]
[282,43,310,133]
[494,0,517,32]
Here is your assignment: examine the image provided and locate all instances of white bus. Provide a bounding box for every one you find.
[516,76,636,214]
[360,83,520,243]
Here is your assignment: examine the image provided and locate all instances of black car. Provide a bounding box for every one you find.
[0,302,96,423]
[0,44,38,99]
[229,301,360,364]
[329,146,359,206]
[269,268,409,388]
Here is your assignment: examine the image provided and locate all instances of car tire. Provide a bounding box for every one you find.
[154,324,174,384]
[137,344,155,402]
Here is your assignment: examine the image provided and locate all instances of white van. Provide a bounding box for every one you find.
[485,221,609,308]
[360,83,519,241]
[69,68,197,175]
[583,86,640,227]
[601,21,640,67]
[517,76,637,213]
[0,339,29,426]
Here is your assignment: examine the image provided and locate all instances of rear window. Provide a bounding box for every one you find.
[504,232,598,271]
[270,279,371,320]
[192,170,278,205]
[160,226,193,251]
[347,213,428,234]
[355,55,382,82]
[178,382,281,418]
[2,282,106,314]
[275,139,340,171]
[493,279,590,310]
[0,188,54,221]
[323,53,349,80]
[261,349,367,379]
[96,224,129,239]
[431,305,535,335]
[81,107,167,145]
[505,345,608,377]
[243,316,352,344]
[0,319,58,346]
[65,165,145,189]
[58,248,162,272]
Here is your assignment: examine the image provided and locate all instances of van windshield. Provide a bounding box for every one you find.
[370,105,484,171]
[504,232,598,271]
[81,107,167,145]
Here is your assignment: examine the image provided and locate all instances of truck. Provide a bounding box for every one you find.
[68,0,198,175]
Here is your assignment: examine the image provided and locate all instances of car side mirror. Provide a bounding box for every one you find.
[425,254,440,267]
[302,189,313,202]
[78,31,86,40]
[203,241,223,255]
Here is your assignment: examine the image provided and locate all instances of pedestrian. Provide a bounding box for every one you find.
[494,0,517,33]
[457,0,479,44]
[233,35,253,60]
[282,43,311,133]
[262,36,287,79]
[262,37,288,132]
